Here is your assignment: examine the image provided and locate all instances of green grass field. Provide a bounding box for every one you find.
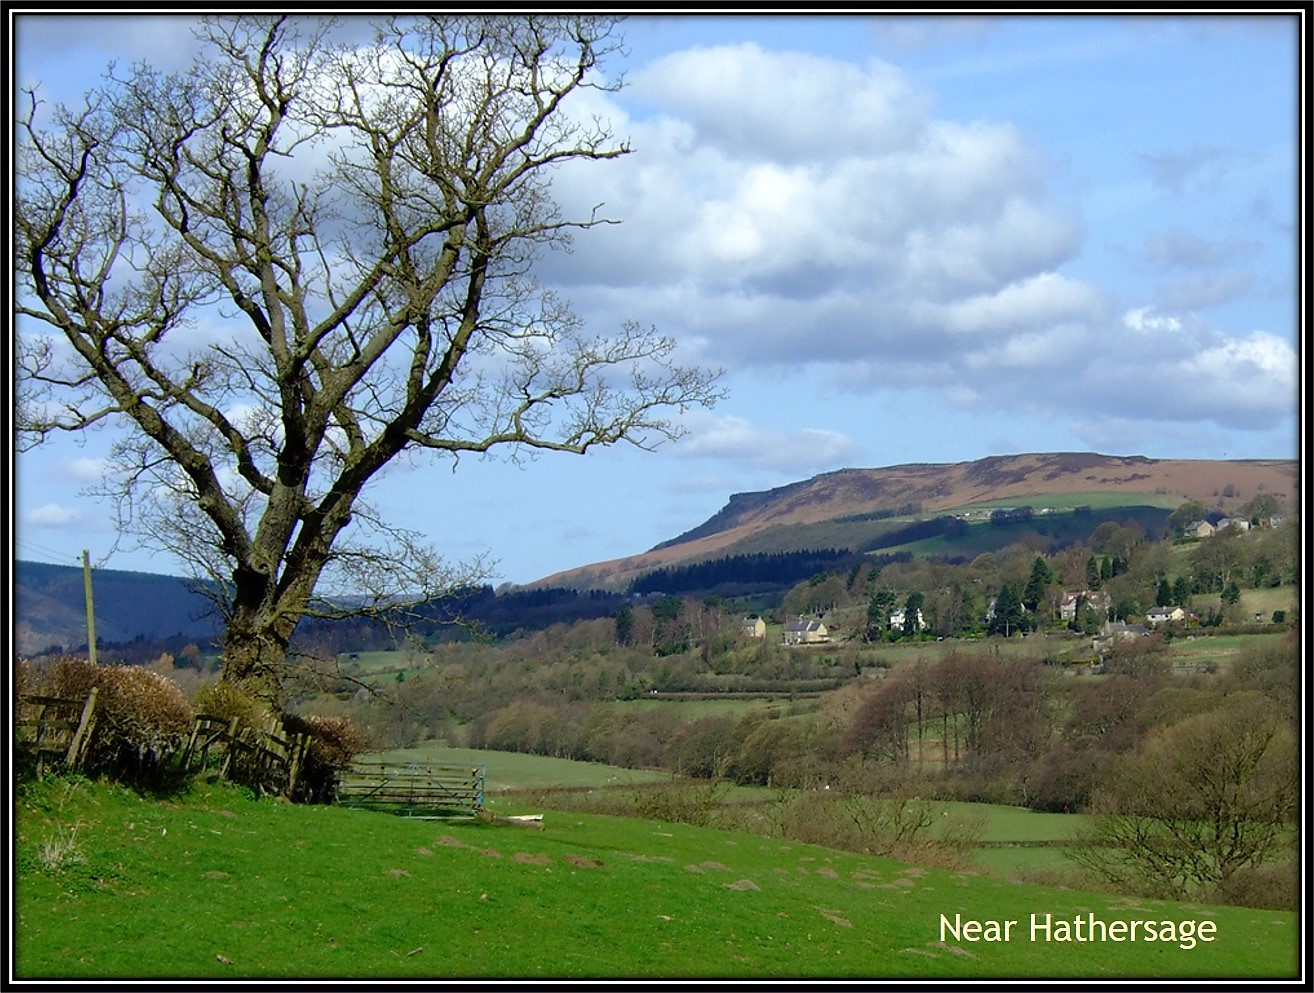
[1167,630,1288,670]
[14,775,1299,981]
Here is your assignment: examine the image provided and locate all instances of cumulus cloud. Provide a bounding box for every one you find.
[630,43,931,162]
[25,503,83,528]
[543,37,1295,453]
[554,43,1085,377]
[1081,327,1297,431]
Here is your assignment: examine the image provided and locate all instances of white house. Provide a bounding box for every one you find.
[888,607,927,631]
[1145,605,1186,626]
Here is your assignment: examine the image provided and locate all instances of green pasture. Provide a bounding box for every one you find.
[1167,630,1288,670]
[14,776,1298,981]
[364,744,672,792]
[617,696,810,720]
[1233,585,1297,620]
[358,747,1134,884]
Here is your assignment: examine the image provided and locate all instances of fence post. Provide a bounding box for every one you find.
[220,717,241,779]
[285,733,309,799]
[64,687,99,772]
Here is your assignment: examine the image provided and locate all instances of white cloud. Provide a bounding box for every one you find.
[1123,307,1183,334]
[64,457,110,483]
[631,43,930,162]
[935,273,1106,337]
[25,503,83,528]
[552,41,1088,383]
[1179,330,1296,383]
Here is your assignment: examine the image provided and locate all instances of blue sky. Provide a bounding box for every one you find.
[10,12,1305,587]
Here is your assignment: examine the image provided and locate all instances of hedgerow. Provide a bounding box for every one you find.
[33,656,195,784]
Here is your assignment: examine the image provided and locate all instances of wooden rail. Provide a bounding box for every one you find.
[16,691,99,774]
[335,761,485,819]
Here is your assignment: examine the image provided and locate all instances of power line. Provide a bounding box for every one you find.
[14,535,82,565]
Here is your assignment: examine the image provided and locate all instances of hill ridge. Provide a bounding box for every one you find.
[534,452,1296,591]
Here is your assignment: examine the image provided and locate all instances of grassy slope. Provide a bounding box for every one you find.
[14,777,1299,981]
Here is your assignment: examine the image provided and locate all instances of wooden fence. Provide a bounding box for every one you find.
[17,695,481,818]
[15,691,100,775]
[180,713,312,797]
[16,693,310,798]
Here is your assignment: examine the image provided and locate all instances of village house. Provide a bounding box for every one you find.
[1058,590,1112,622]
[888,607,927,632]
[783,618,829,645]
[1185,520,1215,538]
[741,616,766,639]
[1214,516,1250,533]
[1092,620,1150,656]
[1145,605,1186,626]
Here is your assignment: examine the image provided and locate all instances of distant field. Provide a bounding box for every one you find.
[364,744,672,792]
[1235,585,1297,620]
[369,746,1095,877]
[1168,630,1288,670]
[618,697,811,720]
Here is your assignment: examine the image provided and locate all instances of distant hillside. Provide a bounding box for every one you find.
[533,453,1298,592]
[14,560,222,657]
[12,562,626,658]
[14,453,1298,651]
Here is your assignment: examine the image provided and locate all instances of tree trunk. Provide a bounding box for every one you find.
[222,592,304,705]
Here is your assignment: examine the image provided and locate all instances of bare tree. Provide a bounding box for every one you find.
[16,15,722,702]
[1070,693,1297,900]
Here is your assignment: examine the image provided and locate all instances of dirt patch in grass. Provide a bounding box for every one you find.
[724,879,760,891]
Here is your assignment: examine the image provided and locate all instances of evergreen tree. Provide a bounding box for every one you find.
[866,588,897,642]
[1155,578,1173,607]
[1086,555,1103,590]
[615,603,635,647]
[1023,556,1055,612]
[902,591,925,639]
[988,584,1026,637]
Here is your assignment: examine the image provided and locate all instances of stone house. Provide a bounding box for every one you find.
[783,618,829,645]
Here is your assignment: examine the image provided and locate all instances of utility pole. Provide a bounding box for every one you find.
[82,550,97,666]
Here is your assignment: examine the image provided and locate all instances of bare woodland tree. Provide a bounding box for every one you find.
[1069,694,1297,900]
[16,15,721,702]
